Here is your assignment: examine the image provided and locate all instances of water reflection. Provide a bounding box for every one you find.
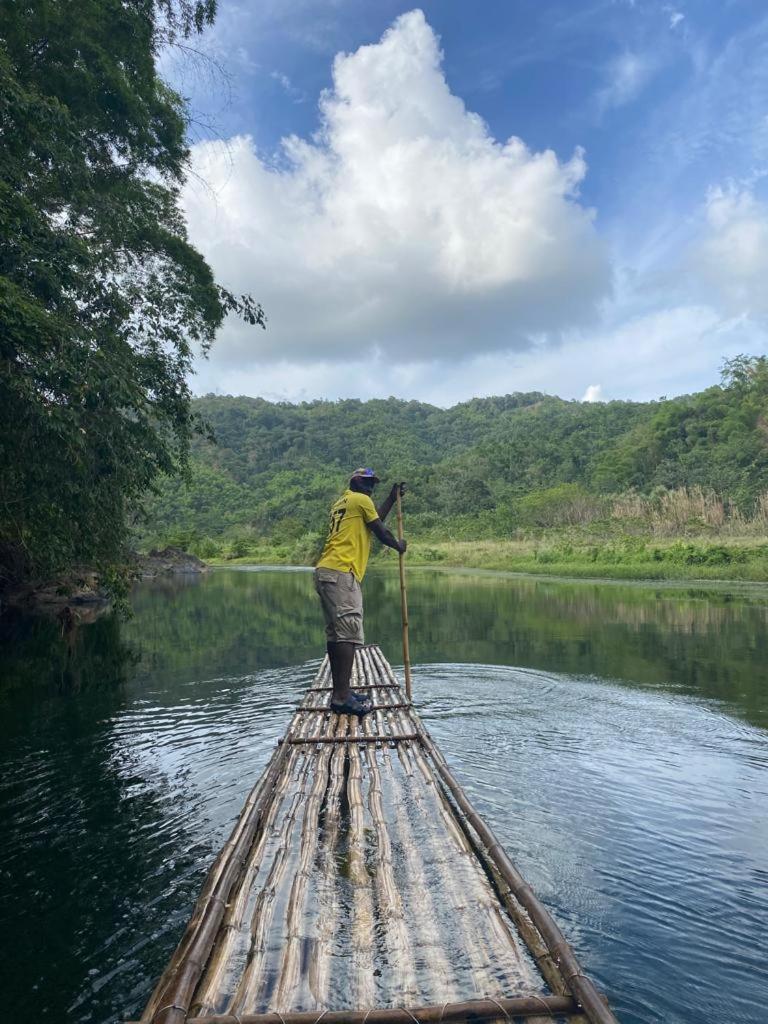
[0,567,767,1024]
[129,567,768,726]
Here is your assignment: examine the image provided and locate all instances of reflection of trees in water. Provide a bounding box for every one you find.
[2,567,766,1019]
[397,572,768,723]
[125,569,768,726]
[0,607,209,1021]
[0,605,140,696]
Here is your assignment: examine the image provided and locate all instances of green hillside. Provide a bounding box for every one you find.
[138,357,768,570]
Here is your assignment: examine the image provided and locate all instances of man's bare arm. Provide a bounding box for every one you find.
[368,517,406,553]
[377,482,406,522]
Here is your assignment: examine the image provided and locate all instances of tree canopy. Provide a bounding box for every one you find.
[140,357,768,548]
[0,0,263,588]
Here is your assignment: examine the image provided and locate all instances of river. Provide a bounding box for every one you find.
[1,566,767,1023]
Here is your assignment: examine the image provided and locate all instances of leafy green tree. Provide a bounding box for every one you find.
[0,0,264,588]
[137,362,768,547]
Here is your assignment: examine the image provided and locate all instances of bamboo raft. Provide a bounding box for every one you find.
[135,645,618,1024]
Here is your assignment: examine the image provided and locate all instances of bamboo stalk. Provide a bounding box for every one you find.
[346,713,376,1008]
[217,700,321,1015]
[356,649,388,743]
[271,745,333,1010]
[370,645,582,1021]
[179,993,578,1023]
[191,682,331,1016]
[357,657,458,1005]
[386,710,500,999]
[143,660,332,1023]
[140,753,283,1023]
[412,720,619,1024]
[395,491,412,702]
[146,737,296,1024]
[227,755,315,1015]
[399,728,540,1000]
[363,741,419,1005]
[308,684,401,692]
[285,734,419,745]
[366,645,408,703]
[190,752,304,1015]
[307,715,347,1007]
[293,704,411,713]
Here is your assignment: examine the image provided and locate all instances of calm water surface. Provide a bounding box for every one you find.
[1,567,767,1023]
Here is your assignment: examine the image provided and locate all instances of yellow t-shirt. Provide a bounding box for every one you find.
[316,489,380,582]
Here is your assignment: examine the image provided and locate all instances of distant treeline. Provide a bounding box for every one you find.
[139,355,768,553]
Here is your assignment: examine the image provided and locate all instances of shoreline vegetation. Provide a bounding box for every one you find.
[135,358,768,589]
[201,532,768,583]
[156,485,768,584]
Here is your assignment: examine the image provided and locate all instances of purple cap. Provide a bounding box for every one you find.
[351,467,380,483]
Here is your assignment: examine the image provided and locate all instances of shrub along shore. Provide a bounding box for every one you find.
[137,359,768,586]
[154,483,768,583]
[202,531,768,583]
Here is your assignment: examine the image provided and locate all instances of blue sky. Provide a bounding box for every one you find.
[163,1,768,405]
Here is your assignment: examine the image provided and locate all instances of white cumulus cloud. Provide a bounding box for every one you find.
[183,8,610,374]
[691,184,768,317]
[191,303,762,406]
[582,384,603,402]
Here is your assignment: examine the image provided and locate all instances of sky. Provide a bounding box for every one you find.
[161,0,768,406]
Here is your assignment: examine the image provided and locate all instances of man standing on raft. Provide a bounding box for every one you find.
[314,468,407,716]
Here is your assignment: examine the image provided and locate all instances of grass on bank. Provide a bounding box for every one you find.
[200,535,768,582]
[148,487,768,582]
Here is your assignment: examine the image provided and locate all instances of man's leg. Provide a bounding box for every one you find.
[315,569,371,715]
[327,640,355,704]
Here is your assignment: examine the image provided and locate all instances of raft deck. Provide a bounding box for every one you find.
[137,646,618,1024]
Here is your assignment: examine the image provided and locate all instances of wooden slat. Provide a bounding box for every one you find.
[292,703,412,713]
[283,733,420,745]
[308,684,401,692]
[178,992,578,1023]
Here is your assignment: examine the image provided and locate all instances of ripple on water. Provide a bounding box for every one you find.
[414,662,768,1024]
[1,658,767,1024]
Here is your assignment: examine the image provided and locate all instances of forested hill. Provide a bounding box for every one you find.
[139,357,768,549]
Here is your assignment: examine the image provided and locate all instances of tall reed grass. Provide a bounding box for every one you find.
[611,487,768,537]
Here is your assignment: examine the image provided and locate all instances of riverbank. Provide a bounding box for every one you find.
[0,547,208,617]
[206,534,768,582]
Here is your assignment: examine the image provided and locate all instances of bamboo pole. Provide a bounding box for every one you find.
[395,490,412,702]
[386,702,501,999]
[272,745,333,1010]
[412,720,619,1024]
[219,698,322,1015]
[347,713,376,1008]
[142,660,333,1024]
[190,757,301,1015]
[307,715,347,1007]
[363,735,419,1004]
[145,737,297,1024]
[399,737,564,1024]
[308,683,401,692]
[140,758,281,1023]
[399,729,545,1004]
[227,755,314,1015]
[358,653,458,1005]
[366,647,589,1024]
[157,992,579,1024]
[285,733,419,745]
[191,683,330,1016]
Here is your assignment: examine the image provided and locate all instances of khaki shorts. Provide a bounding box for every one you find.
[314,567,365,645]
